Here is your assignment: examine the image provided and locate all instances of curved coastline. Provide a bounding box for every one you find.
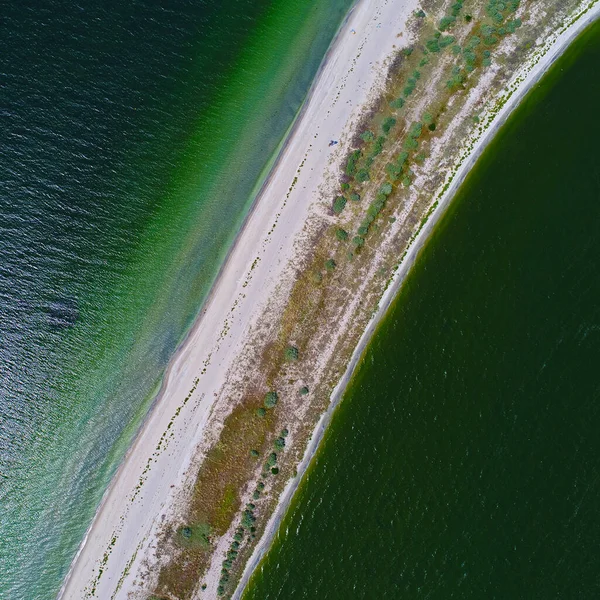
[232,4,600,598]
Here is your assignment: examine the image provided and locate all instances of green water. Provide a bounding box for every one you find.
[0,2,353,598]
[244,19,600,599]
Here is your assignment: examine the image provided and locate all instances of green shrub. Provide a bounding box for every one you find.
[428,122,436,131]
[452,44,461,54]
[357,225,369,236]
[355,169,370,182]
[439,35,455,48]
[372,135,386,156]
[345,149,361,176]
[360,130,374,142]
[333,195,347,214]
[256,407,266,418]
[250,449,259,457]
[325,258,336,272]
[423,112,433,125]
[438,15,456,31]
[241,510,255,529]
[352,236,365,247]
[281,428,289,437]
[253,490,260,499]
[271,468,279,475]
[385,162,402,182]
[264,391,278,408]
[257,481,265,490]
[274,437,285,450]
[390,97,405,109]
[403,137,418,151]
[234,532,243,541]
[266,453,277,467]
[285,346,299,361]
[340,182,350,191]
[350,192,361,202]
[379,182,393,195]
[426,39,440,53]
[299,386,309,395]
[415,9,426,17]
[409,122,423,139]
[335,228,349,241]
[403,84,416,97]
[402,46,413,56]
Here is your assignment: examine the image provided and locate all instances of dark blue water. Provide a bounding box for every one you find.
[244,18,600,600]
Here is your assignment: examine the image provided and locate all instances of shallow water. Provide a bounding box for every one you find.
[0,1,353,598]
[244,19,600,600]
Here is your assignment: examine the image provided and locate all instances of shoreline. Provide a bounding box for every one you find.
[58,0,415,597]
[231,3,600,597]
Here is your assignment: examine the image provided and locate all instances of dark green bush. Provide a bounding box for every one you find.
[381,117,396,134]
[438,15,456,31]
[285,346,299,361]
[336,228,349,241]
[390,97,405,109]
[325,258,336,272]
[372,135,386,156]
[253,490,260,499]
[266,453,277,467]
[271,468,279,475]
[379,182,393,195]
[333,195,347,214]
[264,391,278,409]
[274,436,285,450]
[355,168,370,182]
[360,130,374,142]
[426,39,440,53]
[403,137,419,151]
[409,122,423,139]
[256,407,266,418]
[299,385,309,395]
[439,35,455,48]
[345,149,362,176]
[385,162,402,182]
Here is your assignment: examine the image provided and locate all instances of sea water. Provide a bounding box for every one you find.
[0,1,353,598]
[244,19,600,599]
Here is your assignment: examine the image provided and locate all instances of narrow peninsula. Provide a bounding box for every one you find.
[58,0,600,598]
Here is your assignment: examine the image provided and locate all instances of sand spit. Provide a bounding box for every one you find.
[58,0,421,598]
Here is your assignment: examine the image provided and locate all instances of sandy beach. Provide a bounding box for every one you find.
[58,0,600,598]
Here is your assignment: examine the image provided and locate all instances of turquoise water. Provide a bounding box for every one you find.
[0,1,354,598]
[244,19,600,599]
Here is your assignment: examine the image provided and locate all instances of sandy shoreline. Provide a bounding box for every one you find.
[58,0,419,598]
[231,2,600,597]
[58,0,600,598]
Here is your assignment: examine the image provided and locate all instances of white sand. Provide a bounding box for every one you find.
[58,0,600,598]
